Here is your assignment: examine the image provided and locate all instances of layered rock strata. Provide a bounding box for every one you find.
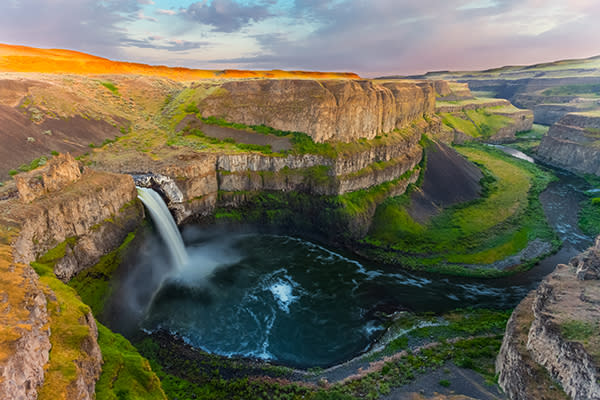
[497,237,600,400]
[0,154,144,400]
[196,79,435,143]
[0,243,50,400]
[537,113,600,176]
[131,119,428,224]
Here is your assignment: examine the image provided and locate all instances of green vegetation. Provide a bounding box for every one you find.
[511,124,549,153]
[100,81,120,96]
[30,236,165,399]
[199,116,336,157]
[30,238,97,399]
[134,307,508,400]
[215,166,419,242]
[439,379,451,387]
[579,192,600,237]
[69,232,136,317]
[440,108,513,139]
[183,126,274,154]
[364,144,557,274]
[8,155,52,176]
[95,324,166,400]
[560,320,598,341]
[376,309,511,359]
[332,336,503,398]
[542,83,600,97]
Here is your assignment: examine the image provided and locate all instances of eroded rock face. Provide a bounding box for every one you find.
[197,79,435,143]
[537,113,600,176]
[14,153,82,203]
[12,169,143,281]
[67,311,102,400]
[497,237,600,400]
[0,252,50,400]
[132,120,430,224]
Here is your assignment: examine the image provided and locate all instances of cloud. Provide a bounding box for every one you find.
[0,0,598,76]
[181,0,273,33]
[137,10,158,22]
[209,0,600,75]
[0,0,144,58]
[121,37,209,52]
[156,9,177,16]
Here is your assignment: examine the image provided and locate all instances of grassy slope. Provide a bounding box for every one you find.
[0,43,360,81]
[365,144,556,274]
[440,107,515,139]
[30,238,166,400]
[579,184,600,236]
[68,232,136,317]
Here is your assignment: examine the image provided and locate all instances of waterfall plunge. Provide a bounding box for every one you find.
[137,187,189,270]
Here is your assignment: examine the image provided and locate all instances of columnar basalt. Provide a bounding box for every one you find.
[497,237,600,400]
[196,79,436,143]
[537,113,600,176]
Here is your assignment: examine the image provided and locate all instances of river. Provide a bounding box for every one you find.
[114,147,593,369]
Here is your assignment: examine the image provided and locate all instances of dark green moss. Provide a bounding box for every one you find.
[68,232,136,317]
[95,324,166,400]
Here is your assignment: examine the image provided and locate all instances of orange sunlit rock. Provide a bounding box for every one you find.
[0,43,360,80]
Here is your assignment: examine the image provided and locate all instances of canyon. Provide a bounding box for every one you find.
[0,44,599,400]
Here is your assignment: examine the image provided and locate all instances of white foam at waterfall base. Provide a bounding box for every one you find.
[269,280,298,313]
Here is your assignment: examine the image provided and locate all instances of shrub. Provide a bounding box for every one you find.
[100,81,119,95]
[184,103,200,114]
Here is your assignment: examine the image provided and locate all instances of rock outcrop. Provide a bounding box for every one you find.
[196,79,435,143]
[14,153,82,203]
[0,243,50,400]
[497,237,600,400]
[131,118,430,224]
[11,166,143,281]
[537,113,600,176]
[0,153,146,400]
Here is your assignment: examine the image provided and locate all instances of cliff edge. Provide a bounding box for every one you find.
[496,236,600,400]
[537,113,600,176]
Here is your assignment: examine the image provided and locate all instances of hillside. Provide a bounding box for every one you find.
[0,43,360,81]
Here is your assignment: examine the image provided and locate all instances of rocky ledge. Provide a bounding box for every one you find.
[497,236,600,400]
[195,79,436,143]
[537,113,600,176]
[0,154,143,400]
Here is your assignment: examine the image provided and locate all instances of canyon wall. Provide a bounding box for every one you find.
[131,119,429,225]
[537,113,600,176]
[0,74,441,399]
[496,237,600,400]
[196,79,435,143]
[0,155,143,400]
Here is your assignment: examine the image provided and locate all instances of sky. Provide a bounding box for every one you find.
[1,0,599,77]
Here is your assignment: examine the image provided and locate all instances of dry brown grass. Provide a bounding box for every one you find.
[0,44,360,81]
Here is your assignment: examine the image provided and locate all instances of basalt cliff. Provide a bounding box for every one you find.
[537,113,600,176]
[496,237,600,400]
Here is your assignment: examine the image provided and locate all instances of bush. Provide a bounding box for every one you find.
[184,103,200,114]
[9,169,18,176]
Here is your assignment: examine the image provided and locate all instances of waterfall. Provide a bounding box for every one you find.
[137,187,189,270]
